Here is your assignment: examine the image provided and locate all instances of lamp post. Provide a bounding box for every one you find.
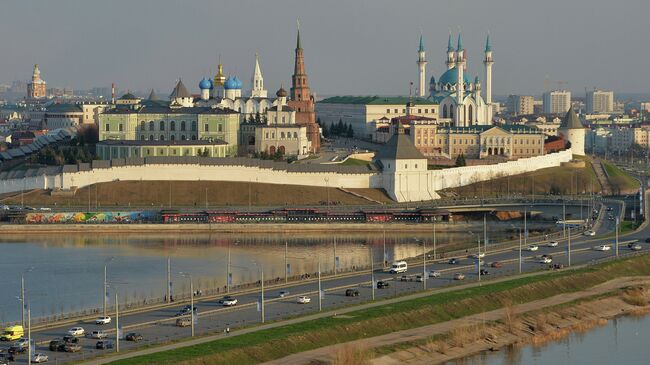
[179,272,194,337]
[115,292,119,352]
[318,260,322,311]
[370,248,375,300]
[27,302,31,365]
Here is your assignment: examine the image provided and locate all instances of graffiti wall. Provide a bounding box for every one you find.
[25,211,159,224]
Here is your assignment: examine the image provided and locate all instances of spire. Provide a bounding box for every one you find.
[447,31,454,52]
[296,19,302,49]
[418,34,424,52]
[456,32,463,51]
[485,33,492,52]
[148,88,158,101]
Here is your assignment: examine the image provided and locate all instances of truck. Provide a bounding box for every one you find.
[0,325,24,341]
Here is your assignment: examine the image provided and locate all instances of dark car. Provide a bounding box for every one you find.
[8,346,25,355]
[490,261,503,268]
[96,340,114,350]
[175,305,198,317]
[125,332,143,342]
[645,238,650,243]
[345,289,359,297]
[479,269,489,275]
[63,343,82,352]
[49,339,66,351]
[377,280,390,289]
[62,335,79,344]
[448,258,458,264]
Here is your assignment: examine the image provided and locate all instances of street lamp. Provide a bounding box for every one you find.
[103,257,115,317]
[179,272,195,337]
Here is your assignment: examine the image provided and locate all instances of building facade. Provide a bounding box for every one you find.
[506,95,534,115]
[543,90,571,114]
[27,64,47,99]
[586,90,614,114]
[96,140,230,159]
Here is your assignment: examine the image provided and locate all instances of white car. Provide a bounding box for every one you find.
[95,316,111,325]
[87,330,108,339]
[471,252,486,259]
[278,291,289,298]
[67,327,85,337]
[547,241,559,247]
[222,297,238,306]
[584,230,596,236]
[428,270,441,278]
[539,257,553,264]
[33,353,49,363]
[297,296,311,304]
[527,245,539,252]
[593,245,612,251]
[415,275,424,282]
[14,338,29,348]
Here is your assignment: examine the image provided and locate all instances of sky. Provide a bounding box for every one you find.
[1,0,648,97]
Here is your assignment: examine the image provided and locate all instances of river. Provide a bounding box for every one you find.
[447,314,650,365]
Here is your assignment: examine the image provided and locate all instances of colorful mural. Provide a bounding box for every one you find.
[25,211,159,224]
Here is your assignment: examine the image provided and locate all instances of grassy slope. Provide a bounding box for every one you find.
[445,159,600,198]
[0,181,393,207]
[602,160,639,193]
[109,253,650,365]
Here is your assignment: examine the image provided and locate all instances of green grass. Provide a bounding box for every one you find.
[602,160,639,193]
[620,220,641,234]
[340,158,370,167]
[109,253,650,365]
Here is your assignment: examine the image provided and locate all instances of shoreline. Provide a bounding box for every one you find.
[0,221,552,234]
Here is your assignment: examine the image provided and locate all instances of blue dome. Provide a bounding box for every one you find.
[429,76,436,84]
[224,76,242,90]
[438,67,472,87]
[233,76,242,89]
[199,77,213,90]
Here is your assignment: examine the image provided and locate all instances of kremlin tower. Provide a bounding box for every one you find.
[288,24,320,152]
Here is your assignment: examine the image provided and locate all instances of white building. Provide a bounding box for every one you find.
[543,90,571,114]
[506,95,534,115]
[586,90,614,114]
[558,106,586,156]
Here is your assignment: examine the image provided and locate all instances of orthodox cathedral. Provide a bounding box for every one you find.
[420,33,494,126]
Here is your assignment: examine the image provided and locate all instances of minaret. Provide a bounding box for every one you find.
[251,53,267,98]
[455,33,465,126]
[417,35,427,97]
[483,33,494,107]
[288,21,320,152]
[446,32,456,70]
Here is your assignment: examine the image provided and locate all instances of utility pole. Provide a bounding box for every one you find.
[167,257,171,303]
[227,242,231,293]
[190,277,194,337]
[422,238,426,290]
[433,218,437,260]
[260,270,265,323]
[318,260,322,311]
[21,275,25,328]
[518,229,522,273]
[615,217,619,257]
[563,202,566,238]
[524,206,527,247]
[27,303,31,365]
[568,226,572,266]
[103,265,107,317]
[115,293,119,353]
[370,248,375,300]
[285,241,288,284]
[477,238,481,283]
[333,236,337,275]
[483,214,487,254]
[382,226,387,269]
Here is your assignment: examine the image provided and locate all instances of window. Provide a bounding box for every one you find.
[281,132,285,138]
[281,117,285,124]
[394,109,398,113]
[204,124,209,132]
[191,135,197,140]
[181,135,186,141]
[140,121,145,131]
[160,135,165,141]
[387,109,390,113]
[140,135,145,141]
[418,109,421,113]
[191,121,197,131]
[218,124,223,132]
[170,135,175,141]
[159,121,165,131]
[119,124,123,132]
[293,132,298,138]
[149,135,154,141]
[170,121,176,131]
[105,124,110,131]
[181,121,186,131]
[149,121,154,131]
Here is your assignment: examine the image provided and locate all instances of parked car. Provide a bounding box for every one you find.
[67,327,85,337]
[593,245,611,251]
[176,317,191,327]
[278,291,289,298]
[490,261,503,268]
[645,238,650,243]
[428,270,441,278]
[87,330,108,339]
[32,353,48,363]
[547,241,559,247]
[345,289,359,297]
[527,245,539,251]
[125,332,143,342]
[96,340,114,350]
[453,273,465,280]
[63,343,82,353]
[448,258,459,265]
[297,296,311,304]
[95,316,111,325]
[377,280,389,289]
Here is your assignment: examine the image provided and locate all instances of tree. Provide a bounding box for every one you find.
[336,119,345,135]
[455,153,466,167]
[346,123,354,138]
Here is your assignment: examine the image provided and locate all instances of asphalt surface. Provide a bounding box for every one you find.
[2,201,647,364]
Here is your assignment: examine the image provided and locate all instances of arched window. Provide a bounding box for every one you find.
[442,105,447,118]
[281,132,285,138]
[181,121,186,131]
[170,121,176,131]
[468,105,473,122]
[159,121,165,131]
[293,132,298,138]
[140,135,145,141]
[181,135,186,140]
[450,107,454,119]
[140,121,145,131]
[191,135,197,140]
[170,135,175,141]
[149,121,154,131]
[149,135,154,141]
[191,121,197,131]
[160,135,165,141]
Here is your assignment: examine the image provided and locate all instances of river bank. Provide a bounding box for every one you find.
[0,221,554,234]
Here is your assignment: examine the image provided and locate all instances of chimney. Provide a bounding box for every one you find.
[111,83,115,104]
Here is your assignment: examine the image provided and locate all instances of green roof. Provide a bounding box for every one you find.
[319,96,436,105]
[46,103,83,113]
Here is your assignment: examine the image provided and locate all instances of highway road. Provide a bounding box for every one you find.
[1,201,646,364]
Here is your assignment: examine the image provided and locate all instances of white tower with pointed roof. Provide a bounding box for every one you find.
[250,53,268,98]
[455,33,466,126]
[417,35,427,97]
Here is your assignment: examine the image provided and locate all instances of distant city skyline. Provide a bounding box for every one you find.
[0,0,648,97]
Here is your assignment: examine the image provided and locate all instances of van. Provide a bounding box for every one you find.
[0,325,24,341]
[389,261,408,274]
